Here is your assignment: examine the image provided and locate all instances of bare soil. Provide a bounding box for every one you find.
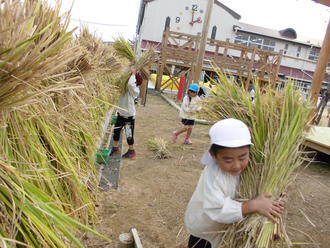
[84,93,330,248]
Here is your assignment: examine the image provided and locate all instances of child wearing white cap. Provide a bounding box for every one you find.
[184,118,286,248]
[171,83,202,145]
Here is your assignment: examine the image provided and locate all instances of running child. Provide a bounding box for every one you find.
[171,83,201,145]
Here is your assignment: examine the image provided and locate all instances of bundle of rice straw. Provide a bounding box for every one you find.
[146,137,171,159]
[112,36,156,95]
[202,70,312,248]
[0,0,118,246]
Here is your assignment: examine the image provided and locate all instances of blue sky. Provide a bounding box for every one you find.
[59,0,330,42]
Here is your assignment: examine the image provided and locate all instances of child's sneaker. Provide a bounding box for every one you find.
[171,132,178,143]
[109,147,121,156]
[122,149,137,159]
[184,138,193,145]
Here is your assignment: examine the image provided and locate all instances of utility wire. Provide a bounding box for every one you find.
[71,18,129,27]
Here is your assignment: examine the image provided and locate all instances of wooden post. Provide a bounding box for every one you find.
[223,38,230,58]
[273,52,283,88]
[118,233,134,248]
[156,63,165,91]
[312,0,330,7]
[156,28,169,91]
[192,0,213,83]
[310,20,330,106]
[131,228,143,248]
[245,47,257,90]
[139,78,148,106]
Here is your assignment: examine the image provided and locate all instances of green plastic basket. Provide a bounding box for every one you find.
[95,148,111,164]
[111,115,117,125]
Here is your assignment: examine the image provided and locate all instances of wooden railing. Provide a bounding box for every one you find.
[155,29,283,90]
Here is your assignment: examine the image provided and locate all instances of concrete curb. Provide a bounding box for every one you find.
[159,94,214,125]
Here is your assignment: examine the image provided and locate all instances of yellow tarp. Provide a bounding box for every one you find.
[149,73,216,93]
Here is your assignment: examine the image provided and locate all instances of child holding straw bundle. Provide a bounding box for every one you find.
[171,83,201,145]
[185,119,287,248]
[110,71,143,159]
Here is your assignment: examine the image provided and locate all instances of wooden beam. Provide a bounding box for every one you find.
[245,47,257,90]
[273,52,283,87]
[139,77,148,106]
[192,0,213,83]
[310,20,330,106]
[312,0,330,7]
[131,228,143,248]
[162,65,179,87]
[156,29,169,91]
[283,54,317,64]
[156,63,165,91]
[157,28,283,87]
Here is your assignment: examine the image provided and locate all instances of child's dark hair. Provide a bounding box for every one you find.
[198,87,206,97]
[209,144,250,156]
[188,89,194,102]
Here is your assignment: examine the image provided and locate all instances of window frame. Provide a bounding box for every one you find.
[308,48,319,61]
[234,34,275,51]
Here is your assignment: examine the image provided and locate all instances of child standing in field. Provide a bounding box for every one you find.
[185,118,287,248]
[110,71,143,159]
[172,83,201,145]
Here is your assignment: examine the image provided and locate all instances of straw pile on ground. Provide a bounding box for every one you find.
[202,72,312,248]
[146,137,171,159]
[1,0,120,247]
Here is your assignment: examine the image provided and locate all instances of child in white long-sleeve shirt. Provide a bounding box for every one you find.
[171,83,201,145]
[185,118,286,248]
[110,71,143,159]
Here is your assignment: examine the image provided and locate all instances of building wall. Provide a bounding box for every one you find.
[231,31,319,73]
[139,0,206,43]
[137,0,239,52]
[137,0,328,84]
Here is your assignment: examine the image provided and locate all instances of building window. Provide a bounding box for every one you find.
[211,26,217,39]
[283,44,289,55]
[234,34,275,51]
[296,46,301,57]
[262,39,276,51]
[249,36,263,48]
[308,48,319,61]
[234,34,249,46]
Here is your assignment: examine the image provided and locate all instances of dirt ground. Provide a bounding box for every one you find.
[84,93,330,248]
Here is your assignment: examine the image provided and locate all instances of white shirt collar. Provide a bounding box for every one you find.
[201,149,215,167]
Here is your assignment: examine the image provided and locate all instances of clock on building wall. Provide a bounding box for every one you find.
[175,3,203,28]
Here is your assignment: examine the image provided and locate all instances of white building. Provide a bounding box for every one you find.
[135,0,330,89]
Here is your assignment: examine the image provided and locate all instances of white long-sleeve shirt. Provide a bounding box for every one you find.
[117,75,140,117]
[184,151,243,247]
[179,95,201,120]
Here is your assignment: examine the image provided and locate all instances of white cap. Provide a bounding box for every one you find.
[209,118,253,148]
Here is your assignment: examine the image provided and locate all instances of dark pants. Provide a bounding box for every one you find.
[113,114,135,146]
[188,235,211,248]
[181,118,195,126]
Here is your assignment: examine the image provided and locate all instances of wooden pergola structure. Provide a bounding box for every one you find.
[310,0,330,106]
[155,28,283,91]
